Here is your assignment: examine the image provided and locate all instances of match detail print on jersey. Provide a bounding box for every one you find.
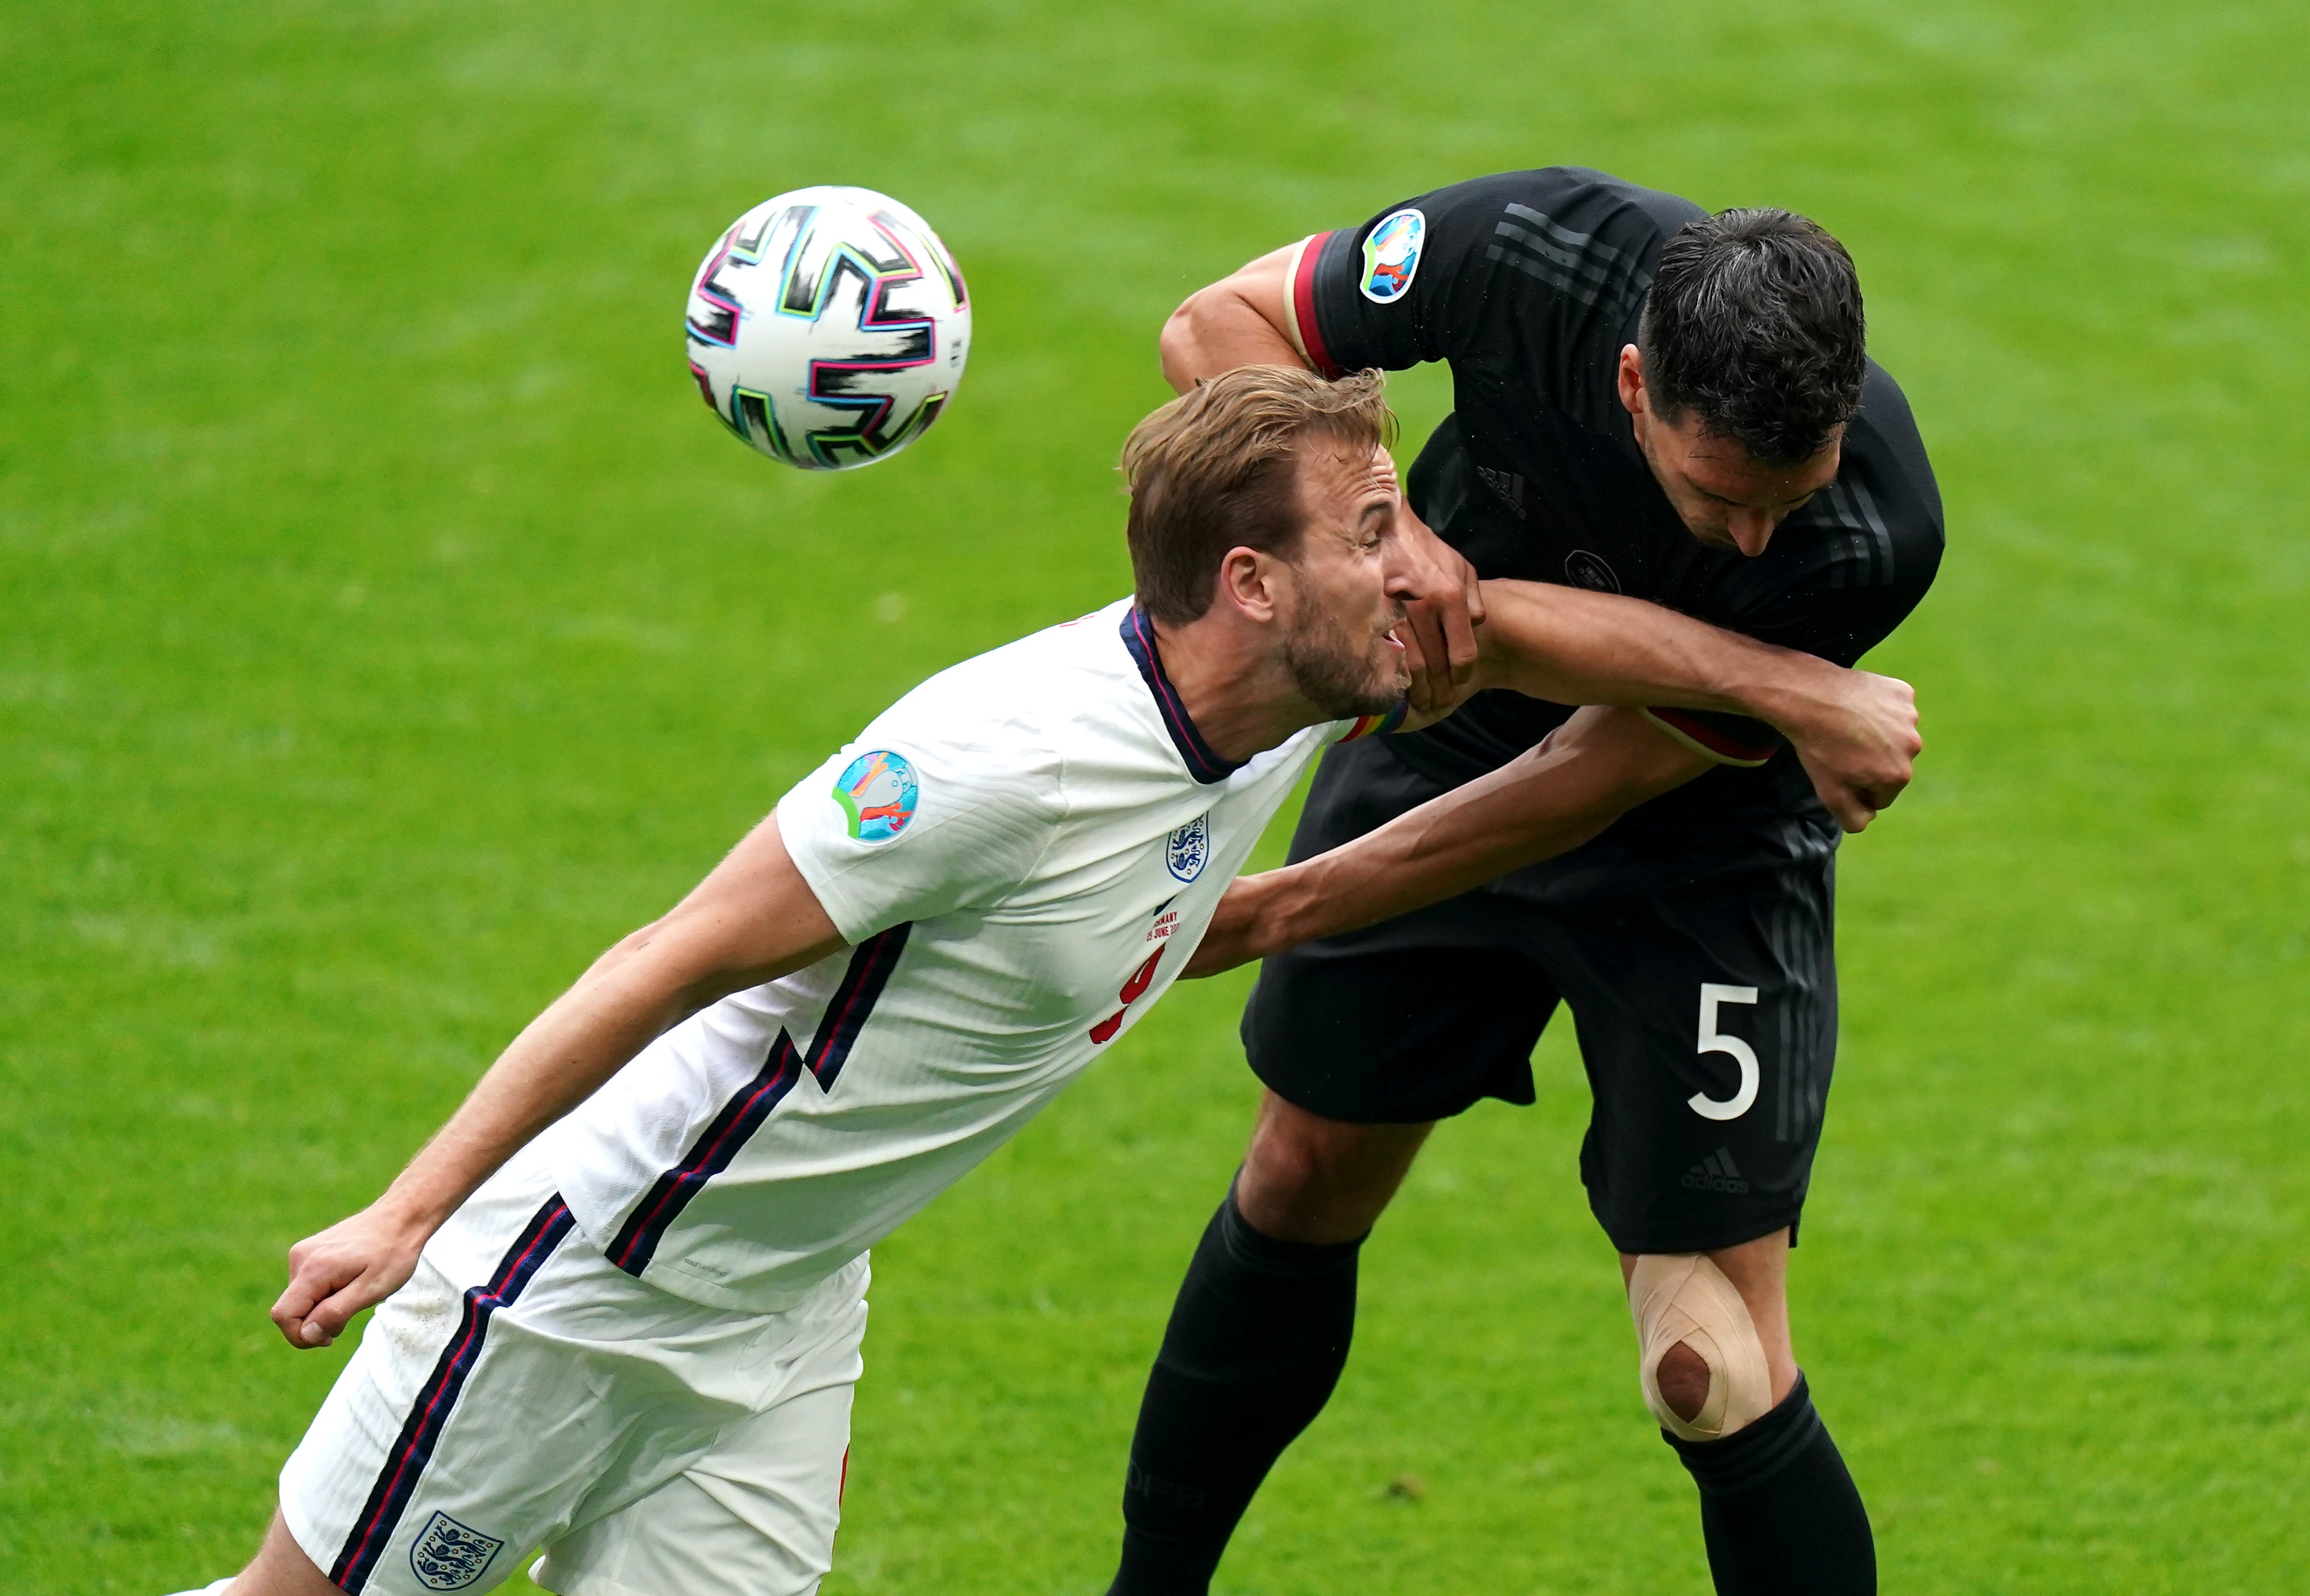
[1091,899,1194,1044]
[607,925,913,1276]
[330,1195,575,1594]
[832,750,919,842]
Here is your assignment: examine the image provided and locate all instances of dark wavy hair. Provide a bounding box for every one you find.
[1637,208,1867,466]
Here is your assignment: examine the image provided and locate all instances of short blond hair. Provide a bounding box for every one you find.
[1120,365,1395,624]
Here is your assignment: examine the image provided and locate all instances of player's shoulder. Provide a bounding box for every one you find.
[1753,359,1943,624]
[1306,168,1705,380]
[853,600,1139,785]
[1389,166,1705,258]
[789,609,1121,888]
[921,595,1133,693]
[1845,360,1943,537]
[1797,360,1944,572]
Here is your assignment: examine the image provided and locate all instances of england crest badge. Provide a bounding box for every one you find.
[1167,812,1210,882]
[409,1510,505,1591]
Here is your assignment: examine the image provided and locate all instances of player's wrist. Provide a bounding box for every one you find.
[1726,649,1838,741]
[370,1171,463,1240]
[1245,862,1328,960]
[1218,871,1277,963]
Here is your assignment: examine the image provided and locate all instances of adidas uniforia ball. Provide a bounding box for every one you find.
[685,187,969,471]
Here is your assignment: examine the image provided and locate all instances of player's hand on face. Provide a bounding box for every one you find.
[271,1203,431,1350]
[1789,669,1921,832]
[1391,508,1484,717]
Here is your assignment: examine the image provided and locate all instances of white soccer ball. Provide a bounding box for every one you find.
[684,186,970,471]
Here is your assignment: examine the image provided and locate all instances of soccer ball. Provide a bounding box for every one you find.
[685,187,969,471]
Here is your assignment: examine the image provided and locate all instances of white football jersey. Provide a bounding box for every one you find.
[544,598,1395,1312]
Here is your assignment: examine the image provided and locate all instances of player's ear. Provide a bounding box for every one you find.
[1617,345,1647,418]
[1215,545,1282,625]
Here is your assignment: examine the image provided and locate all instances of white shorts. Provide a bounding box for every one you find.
[279,1152,869,1596]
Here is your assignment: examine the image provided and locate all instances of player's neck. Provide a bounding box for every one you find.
[1149,612,1330,767]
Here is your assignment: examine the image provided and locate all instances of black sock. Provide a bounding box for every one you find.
[1108,1190,1363,1596]
[1664,1373,1876,1595]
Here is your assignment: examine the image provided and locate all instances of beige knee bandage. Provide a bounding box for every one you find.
[1628,1253,1773,1441]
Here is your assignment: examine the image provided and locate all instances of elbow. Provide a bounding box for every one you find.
[1158,295,1211,392]
[599,917,735,1031]
[607,917,669,959]
[574,917,673,991]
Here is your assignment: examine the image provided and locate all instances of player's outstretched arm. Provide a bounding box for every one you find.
[1458,579,1921,832]
[269,816,845,1350]
[1187,706,1703,978]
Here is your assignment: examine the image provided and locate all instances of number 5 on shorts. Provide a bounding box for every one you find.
[1690,983,1760,1121]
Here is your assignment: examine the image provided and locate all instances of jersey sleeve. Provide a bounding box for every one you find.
[775,718,1063,944]
[1639,706,1783,768]
[1286,177,1528,376]
[1288,169,1691,384]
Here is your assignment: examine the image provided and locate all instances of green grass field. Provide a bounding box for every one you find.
[5,2,2307,1591]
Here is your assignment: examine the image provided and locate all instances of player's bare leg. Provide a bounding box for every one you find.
[1234,1090,1432,1242]
[1621,1228,1799,1423]
[1625,1229,1874,1594]
[1109,1093,1428,1596]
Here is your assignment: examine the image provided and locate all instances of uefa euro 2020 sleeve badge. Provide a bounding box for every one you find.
[1359,209,1426,302]
[833,750,920,843]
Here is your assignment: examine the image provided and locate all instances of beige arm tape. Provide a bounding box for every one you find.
[1628,1253,1774,1441]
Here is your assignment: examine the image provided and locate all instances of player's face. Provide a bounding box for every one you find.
[1276,441,1415,717]
[1620,347,1843,557]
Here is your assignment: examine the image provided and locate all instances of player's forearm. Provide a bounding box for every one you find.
[1471,579,1843,726]
[1250,728,1686,958]
[370,816,848,1236]
[370,932,708,1233]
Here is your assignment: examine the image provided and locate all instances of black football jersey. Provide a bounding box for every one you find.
[1291,167,1944,853]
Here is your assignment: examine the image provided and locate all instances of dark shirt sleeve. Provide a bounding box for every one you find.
[1291,169,1699,392]
[1291,174,1568,376]
[1641,706,1785,767]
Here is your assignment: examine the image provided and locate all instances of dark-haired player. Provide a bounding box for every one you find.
[1106,171,1944,1596]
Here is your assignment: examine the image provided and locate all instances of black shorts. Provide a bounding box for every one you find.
[1243,737,1842,1257]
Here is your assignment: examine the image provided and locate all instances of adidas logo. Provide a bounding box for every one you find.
[1475,463,1525,511]
[1681,1148,1750,1195]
